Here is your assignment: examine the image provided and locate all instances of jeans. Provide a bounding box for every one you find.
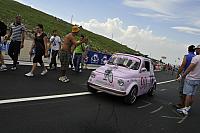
[73,53,82,72]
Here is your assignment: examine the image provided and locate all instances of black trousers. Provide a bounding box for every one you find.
[8,40,21,66]
[49,50,58,68]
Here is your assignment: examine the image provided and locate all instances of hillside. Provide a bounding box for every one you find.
[0,0,141,55]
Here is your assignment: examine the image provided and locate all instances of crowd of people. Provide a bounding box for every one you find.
[1,15,200,116]
[0,15,89,82]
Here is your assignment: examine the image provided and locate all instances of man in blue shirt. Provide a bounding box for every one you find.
[175,45,196,108]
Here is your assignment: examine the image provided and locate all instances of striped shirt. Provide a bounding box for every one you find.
[10,23,25,41]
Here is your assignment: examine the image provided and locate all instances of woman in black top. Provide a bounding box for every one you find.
[25,24,48,77]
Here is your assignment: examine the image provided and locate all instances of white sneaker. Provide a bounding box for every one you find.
[177,107,190,115]
[60,77,70,83]
[1,65,7,69]
[182,109,188,115]
[41,69,48,75]
[0,65,7,71]
[11,66,17,71]
[58,76,65,81]
[25,72,34,77]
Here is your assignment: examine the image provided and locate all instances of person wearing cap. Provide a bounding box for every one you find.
[177,45,200,115]
[59,25,86,82]
[7,15,25,70]
[175,45,196,109]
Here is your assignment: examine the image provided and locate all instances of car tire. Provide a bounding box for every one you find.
[87,85,97,93]
[148,83,156,96]
[124,86,138,105]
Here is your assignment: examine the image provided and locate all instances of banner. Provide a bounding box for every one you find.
[86,51,111,65]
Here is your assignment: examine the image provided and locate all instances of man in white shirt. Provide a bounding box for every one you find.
[177,45,200,115]
[48,30,61,70]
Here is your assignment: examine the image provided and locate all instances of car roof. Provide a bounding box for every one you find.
[114,53,150,61]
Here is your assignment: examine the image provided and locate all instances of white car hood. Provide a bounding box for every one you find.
[95,65,138,79]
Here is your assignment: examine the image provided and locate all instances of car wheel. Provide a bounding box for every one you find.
[124,86,138,105]
[87,85,97,93]
[148,83,156,96]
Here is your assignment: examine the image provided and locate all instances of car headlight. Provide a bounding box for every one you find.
[90,72,96,78]
[118,79,124,86]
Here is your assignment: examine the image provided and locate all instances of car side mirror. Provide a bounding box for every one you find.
[141,67,147,72]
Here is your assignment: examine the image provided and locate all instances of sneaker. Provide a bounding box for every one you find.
[11,66,17,71]
[177,106,191,115]
[25,72,34,77]
[1,65,7,69]
[182,109,188,115]
[58,76,65,81]
[79,69,82,73]
[41,69,48,75]
[0,65,7,71]
[60,77,70,83]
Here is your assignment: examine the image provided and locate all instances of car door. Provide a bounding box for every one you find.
[139,60,151,94]
[149,61,155,88]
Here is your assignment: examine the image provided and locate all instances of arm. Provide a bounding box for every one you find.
[29,40,36,55]
[43,36,48,57]
[176,56,186,78]
[178,57,198,80]
[181,63,196,78]
[70,36,78,53]
[58,36,61,50]
[21,30,25,48]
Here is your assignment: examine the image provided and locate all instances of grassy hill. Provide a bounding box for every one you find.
[0,0,141,55]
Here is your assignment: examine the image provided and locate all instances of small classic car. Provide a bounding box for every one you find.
[87,53,156,104]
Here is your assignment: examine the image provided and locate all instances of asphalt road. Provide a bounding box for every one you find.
[0,65,199,133]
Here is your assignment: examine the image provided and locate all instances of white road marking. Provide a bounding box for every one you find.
[150,106,163,114]
[161,116,182,119]
[157,79,176,85]
[0,92,92,105]
[159,89,167,92]
[177,115,188,124]
[0,79,176,105]
[137,102,152,109]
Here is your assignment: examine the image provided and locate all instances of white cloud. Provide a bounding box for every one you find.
[134,13,178,20]
[76,18,187,64]
[123,0,175,15]
[171,26,200,35]
[123,0,199,23]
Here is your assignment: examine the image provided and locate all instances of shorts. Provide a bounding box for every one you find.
[59,50,69,71]
[183,79,200,96]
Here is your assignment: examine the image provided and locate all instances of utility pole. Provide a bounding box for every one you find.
[71,15,73,24]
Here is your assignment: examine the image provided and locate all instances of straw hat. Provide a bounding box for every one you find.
[72,25,80,33]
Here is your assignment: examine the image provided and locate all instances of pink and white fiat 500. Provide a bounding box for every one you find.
[87,53,156,104]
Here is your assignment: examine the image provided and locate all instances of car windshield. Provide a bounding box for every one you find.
[108,56,140,70]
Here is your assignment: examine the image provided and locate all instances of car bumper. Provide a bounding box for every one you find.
[87,82,126,96]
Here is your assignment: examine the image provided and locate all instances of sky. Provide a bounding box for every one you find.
[15,0,200,64]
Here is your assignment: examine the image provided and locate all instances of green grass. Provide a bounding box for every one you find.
[0,0,141,55]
